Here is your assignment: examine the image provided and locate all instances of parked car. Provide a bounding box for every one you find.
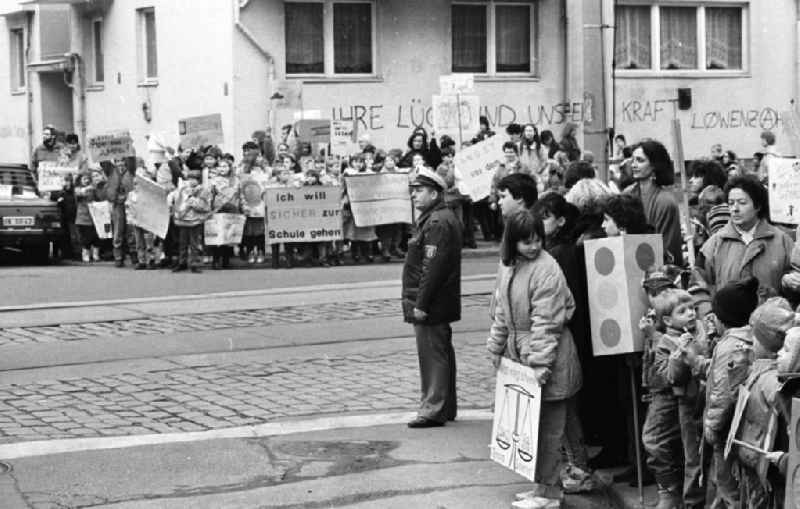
[0,163,61,263]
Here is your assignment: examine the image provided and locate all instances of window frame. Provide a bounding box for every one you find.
[614,2,749,78]
[90,17,104,85]
[451,0,538,79]
[9,26,26,94]
[136,7,158,85]
[284,0,378,80]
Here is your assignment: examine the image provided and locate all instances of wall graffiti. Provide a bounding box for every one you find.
[330,99,594,132]
[620,99,782,130]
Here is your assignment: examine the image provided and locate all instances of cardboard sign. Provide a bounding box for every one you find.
[272,80,303,109]
[440,74,475,95]
[344,173,413,227]
[454,134,508,201]
[37,162,77,192]
[0,184,12,199]
[87,201,112,239]
[88,131,135,163]
[584,235,664,356]
[204,213,246,245]
[432,95,480,144]
[179,114,224,148]
[127,176,170,238]
[767,157,800,224]
[295,119,331,148]
[490,357,542,482]
[265,186,343,244]
[331,119,357,157]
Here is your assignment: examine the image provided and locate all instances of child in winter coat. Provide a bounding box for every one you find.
[169,166,212,273]
[728,299,796,508]
[208,159,240,269]
[74,169,106,262]
[342,154,377,263]
[702,276,760,508]
[642,288,709,509]
[127,159,157,270]
[486,209,586,508]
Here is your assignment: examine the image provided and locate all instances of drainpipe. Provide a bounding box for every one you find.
[796,0,800,105]
[25,10,33,167]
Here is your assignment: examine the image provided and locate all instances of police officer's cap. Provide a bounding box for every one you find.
[410,168,446,192]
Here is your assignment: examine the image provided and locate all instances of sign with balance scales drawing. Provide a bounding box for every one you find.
[489,358,542,481]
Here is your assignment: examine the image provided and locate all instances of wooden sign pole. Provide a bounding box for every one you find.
[672,119,695,267]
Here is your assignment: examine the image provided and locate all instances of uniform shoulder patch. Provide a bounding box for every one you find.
[424,245,438,258]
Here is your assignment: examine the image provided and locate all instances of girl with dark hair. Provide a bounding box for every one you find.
[540,130,559,159]
[698,174,792,295]
[625,140,683,265]
[601,194,654,237]
[487,209,589,505]
[519,123,547,181]
[559,122,581,162]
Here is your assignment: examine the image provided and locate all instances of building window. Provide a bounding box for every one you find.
[614,3,745,73]
[137,8,157,81]
[452,2,535,76]
[284,1,375,77]
[91,19,104,83]
[9,27,25,91]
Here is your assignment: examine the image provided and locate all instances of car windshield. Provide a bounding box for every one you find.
[0,167,38,195]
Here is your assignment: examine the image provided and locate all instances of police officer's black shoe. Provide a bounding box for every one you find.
[407,416,444,428]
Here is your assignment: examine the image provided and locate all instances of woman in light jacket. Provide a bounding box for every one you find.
[487,209,585,506]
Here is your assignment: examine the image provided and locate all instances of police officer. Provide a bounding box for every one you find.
[403,168,462,428]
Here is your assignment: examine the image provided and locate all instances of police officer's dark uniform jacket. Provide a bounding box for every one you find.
[401,200,462,324]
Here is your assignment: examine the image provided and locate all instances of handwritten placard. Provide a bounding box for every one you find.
[204,213,246,245]
[88,131,135,163]
[331,119,357,157]
[87,201,112,239]
[767,157,800,224]
[37,162,77,192]
[490,358,542,482]
[439,74,475,95]
[432,95,480,144]
[344,173,413,227]
[265,186,343,244]
[454,134,508,201]
[295,119,331,148]
[127,176,170,238]
[179,114,224,148]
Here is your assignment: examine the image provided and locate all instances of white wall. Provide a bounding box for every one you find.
[0,9,30,163]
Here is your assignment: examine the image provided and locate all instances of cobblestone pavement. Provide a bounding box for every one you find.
[0,293,490,347]
[0,342,494,444]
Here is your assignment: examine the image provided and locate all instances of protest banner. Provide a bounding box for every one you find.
[454,134,508,201]
[489,357,542,482]
[265,186,342,244]
[204,213,246,246]
[37,161,77,192]
[584,234,663,356]
[179,114,224,148]
[331,119,357,157]
[88,131,135,163]
[127,176,170,238]
[88,201,112,239]
[432,95,480,145]
[439,73,475,95]
[295,119,331,148]
[345,173,413,227]
[767,157,800,224]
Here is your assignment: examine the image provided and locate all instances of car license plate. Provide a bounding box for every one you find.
[2,216,34,227]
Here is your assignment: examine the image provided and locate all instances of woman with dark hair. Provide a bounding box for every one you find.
[398,128,442,169]
[559,122,581,162]
[540,129,559,159]
[487,209,588,506]
[698,174,792,295]
[625,140,683,265]
[601,194,654,237]
[519,123,546,178]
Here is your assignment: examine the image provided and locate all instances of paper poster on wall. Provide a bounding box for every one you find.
[37,162,77,192]
[583,234,664,356]
[126,176,170,238]
[331,119,357,157]
[265,186,342,244]
[767,157,800,224]
[489,357,542,482]
[179,114,224,148]
[432,95,480,144]
[88,201,112,239]
[88,131,135,163]
[345,173,413,227]
[454,134,508,201]
[204,213,246,245]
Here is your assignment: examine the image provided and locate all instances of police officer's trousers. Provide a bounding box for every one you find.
[414,323,457,423]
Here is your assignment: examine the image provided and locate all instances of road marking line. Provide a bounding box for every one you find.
[0,274,496,312]
[0,409,493,460]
